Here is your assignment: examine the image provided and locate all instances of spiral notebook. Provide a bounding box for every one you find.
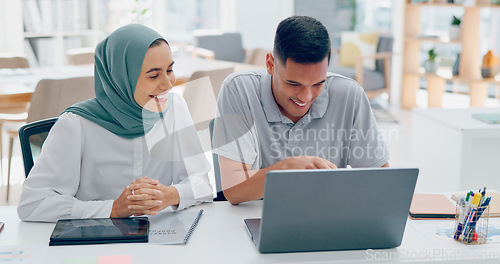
[148,209,203,244]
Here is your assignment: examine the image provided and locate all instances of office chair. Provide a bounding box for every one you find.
[4,76,94,200]
[18,118,57,177]
[66,47,95,65]
[193,32,245,63]
[208,118,226,201]
[0,55,30,181]
[329,35,394,101]
[182,67,233,131]
[0,56,30,68]
[244,48,270,68]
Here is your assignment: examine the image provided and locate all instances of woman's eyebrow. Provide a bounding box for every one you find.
[146,68,161,74]
[146,61,175,74]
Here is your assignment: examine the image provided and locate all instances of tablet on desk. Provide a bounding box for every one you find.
[49,217,149,246]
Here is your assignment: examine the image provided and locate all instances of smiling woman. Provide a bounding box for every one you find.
[134,39,176,112]
[17,24,213,222]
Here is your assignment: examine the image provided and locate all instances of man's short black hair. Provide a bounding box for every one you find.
[274,16,331,65]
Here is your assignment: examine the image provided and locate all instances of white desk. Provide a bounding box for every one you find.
[2,201,500,263]
[412,108,500,193]
[0,65,94,106]
[173,56,262,85]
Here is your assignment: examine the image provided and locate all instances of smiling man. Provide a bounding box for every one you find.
[213,16,389,205]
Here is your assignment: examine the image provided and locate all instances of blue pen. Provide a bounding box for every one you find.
[464,193,483,242]
[461,193,482,242]
[460,208,474,241]
[478,197,491,217]
[466,196,490,243]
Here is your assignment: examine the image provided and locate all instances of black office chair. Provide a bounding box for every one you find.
[18,117,57,177]
[208,118,226,201]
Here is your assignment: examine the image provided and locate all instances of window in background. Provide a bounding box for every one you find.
[479,8,500,98]
[96,0,154,35]
[419,7,463,69]
[418,7,500,69]
[353,0,392,34]
[480,8,500,61]
[96,0,220,43]
[161,0,220,43]
[294,0,393,49]
[418,7,499,97]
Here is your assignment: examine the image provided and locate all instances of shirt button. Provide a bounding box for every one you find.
[135,155,141,161]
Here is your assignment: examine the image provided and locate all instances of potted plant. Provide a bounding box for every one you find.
[449,16,461,40]
[424,48,438,73]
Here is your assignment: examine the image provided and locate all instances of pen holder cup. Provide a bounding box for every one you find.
[454,201,489,245]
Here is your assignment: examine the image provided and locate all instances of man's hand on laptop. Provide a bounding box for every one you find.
[219,155,337,205]
[275,155,337,170]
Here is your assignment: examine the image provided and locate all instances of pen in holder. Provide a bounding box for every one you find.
[454,199,489,245]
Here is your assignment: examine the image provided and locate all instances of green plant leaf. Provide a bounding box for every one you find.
[428,48,437,61]
[451,16,461,25]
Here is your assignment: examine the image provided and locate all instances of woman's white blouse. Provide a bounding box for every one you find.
[18,93,213,222]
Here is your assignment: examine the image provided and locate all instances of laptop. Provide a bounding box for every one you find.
[244,168,419,253]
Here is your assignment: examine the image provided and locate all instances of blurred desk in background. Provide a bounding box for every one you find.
[412,108,500,193]
[0,58,262,105]
[173,57,262,86]
[0,65,94,107]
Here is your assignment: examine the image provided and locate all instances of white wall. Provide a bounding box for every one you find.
[222,0,294,50]
[0,0,24,53]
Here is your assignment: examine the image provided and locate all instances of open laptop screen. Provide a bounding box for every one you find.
[246,168,419,253]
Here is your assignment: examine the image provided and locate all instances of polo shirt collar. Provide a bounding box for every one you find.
[310,83,329,119]
[261,72,282,122]
[260,72,330,123]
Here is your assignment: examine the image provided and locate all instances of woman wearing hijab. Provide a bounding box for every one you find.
[17,24,213,222]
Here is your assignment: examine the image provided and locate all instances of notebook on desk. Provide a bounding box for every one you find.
[244,168,419,253]
[148,209,203,244]
[472,113,500,124]
[409,194,456,219]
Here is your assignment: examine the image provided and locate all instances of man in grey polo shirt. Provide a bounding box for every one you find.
[213,16,389,205]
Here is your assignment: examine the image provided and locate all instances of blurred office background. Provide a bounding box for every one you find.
[1,0,500,204]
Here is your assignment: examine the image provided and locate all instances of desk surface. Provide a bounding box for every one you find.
[413,108,500,130]
[173,56,262,84]
[2,201,500,264]
[0,65,94,106]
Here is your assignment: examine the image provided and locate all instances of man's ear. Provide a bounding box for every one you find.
[266,53,274,75]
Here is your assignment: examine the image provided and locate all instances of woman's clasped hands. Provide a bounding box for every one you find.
[111,176,180,218]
